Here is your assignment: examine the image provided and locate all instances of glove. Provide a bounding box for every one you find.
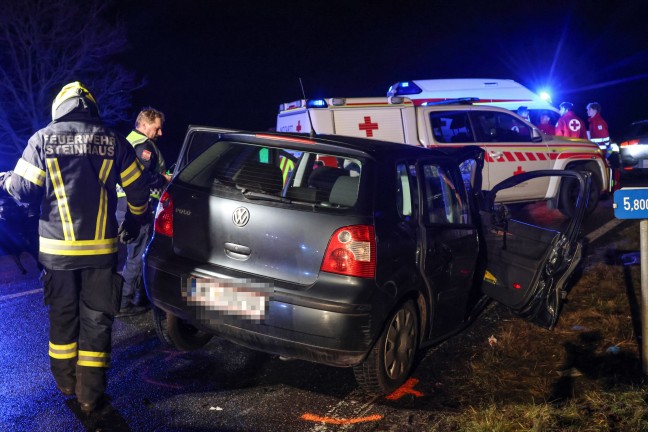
[118,213,141,244]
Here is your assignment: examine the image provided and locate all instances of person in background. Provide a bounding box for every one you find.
[117,107,171,317]
[587,102,620,187]
[538,112,556,135]
[555,102,586,138]
[0,82,149,413]
[586,102,610,151]
[516,106,530,122]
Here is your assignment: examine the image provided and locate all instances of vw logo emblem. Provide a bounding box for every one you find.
[232,207,250,227]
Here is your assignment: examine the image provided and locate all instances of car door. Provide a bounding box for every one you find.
[415,154,481,338]
[470,110,551,201]
[479,170,589,328]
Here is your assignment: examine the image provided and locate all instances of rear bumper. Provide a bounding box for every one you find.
[143,241,380,367]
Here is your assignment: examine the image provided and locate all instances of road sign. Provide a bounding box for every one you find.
[613,188,648,219]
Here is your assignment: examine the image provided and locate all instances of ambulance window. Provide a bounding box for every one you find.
[472,111,533,143]
[421,164,470,225]
[429,111,475,144]
[396,163,413,219]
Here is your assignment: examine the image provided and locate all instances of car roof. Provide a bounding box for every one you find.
[210,129,458,161]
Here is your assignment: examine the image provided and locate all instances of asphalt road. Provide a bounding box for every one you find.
[0,187,642,432]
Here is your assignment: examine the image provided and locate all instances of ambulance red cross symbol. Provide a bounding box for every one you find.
[359,116,379,137]
[568,119,581,132]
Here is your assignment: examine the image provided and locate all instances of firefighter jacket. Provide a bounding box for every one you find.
[126,130,167,200]
[588,112,610,149]
[555,111,587,139]
[3,112,150,270]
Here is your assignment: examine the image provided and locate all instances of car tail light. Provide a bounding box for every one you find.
[154,190,173,237]
[321,225,375,278]
[620,139,640,147]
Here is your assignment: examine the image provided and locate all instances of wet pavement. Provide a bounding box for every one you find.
[0,191,641,431]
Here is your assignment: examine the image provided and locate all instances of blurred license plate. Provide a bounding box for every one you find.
[183,277,272,320]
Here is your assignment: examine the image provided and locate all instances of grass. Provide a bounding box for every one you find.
[417,221,648,431]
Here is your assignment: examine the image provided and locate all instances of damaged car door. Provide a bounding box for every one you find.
[480,170,589,328]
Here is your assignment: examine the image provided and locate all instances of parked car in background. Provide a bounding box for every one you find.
[143,128,588,394]
[618,120,648,173]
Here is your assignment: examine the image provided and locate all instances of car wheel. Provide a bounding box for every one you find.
[559,170,600,217]
[353,300,419,394]
[152,306,213,351]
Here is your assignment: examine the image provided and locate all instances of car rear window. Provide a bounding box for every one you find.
[177,136,363,209]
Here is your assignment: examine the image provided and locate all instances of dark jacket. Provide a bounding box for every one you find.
[126,130,167,199]
[4,106,149,270]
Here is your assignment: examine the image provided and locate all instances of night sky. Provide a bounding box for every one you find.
[113,0,648,164]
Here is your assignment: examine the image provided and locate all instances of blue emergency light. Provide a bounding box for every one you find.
[306,99,327,108]
[538,91,552,103]
[387,81,423,97]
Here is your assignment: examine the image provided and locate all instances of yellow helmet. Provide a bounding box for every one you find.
[51,81,98,120]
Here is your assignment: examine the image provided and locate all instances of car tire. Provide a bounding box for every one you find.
[152,306,213,351]
[353,300,419,394]
[559,170,600,217]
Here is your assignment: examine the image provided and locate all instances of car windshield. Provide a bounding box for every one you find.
[177,134,363,209]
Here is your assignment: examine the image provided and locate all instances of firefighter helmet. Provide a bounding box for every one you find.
[51,81,98,121]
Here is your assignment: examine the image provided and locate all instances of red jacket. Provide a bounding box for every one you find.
[555,111,587,138]
[588,112,609,142]
[538,123,556,135]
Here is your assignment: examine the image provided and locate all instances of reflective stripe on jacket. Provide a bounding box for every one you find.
[5,114,150,269]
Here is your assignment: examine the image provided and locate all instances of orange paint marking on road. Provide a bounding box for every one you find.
[300,413,383,425]
[385,378,424,400]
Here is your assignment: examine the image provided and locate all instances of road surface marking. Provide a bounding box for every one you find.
[306,389,382,432]
[385,378,424,400]
[301,413,383,425]
[0,288,42,301]
[585,218,625,243]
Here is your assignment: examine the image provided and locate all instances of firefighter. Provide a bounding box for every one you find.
[555,102,587,139]
[117,107,171,317]
[0,82,150,413]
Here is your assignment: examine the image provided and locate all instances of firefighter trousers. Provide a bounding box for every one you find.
[42,267,123,405]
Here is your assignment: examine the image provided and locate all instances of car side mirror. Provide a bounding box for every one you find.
[531,128,543,143]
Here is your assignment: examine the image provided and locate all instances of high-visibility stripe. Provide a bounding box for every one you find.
[525,152,537,161]
[128,201,148,216]
[40,237,117,256]
[77,350,110,368]
[49,341,78,359]
[95,159,113,240]
[46,158,75,241]
[120,160,143,187]
[14,158,46,187]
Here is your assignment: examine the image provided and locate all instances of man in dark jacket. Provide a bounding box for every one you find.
[117,107,171,316]
[0,82,150,413]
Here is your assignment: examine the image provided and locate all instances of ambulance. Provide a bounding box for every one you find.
[387,78,560,124]
[275,79,610,216]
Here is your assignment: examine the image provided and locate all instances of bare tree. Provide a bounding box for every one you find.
[0,0,144,161]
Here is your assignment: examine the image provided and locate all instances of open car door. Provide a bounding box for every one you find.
[479,170,589,329]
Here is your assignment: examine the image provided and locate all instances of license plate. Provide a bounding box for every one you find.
[183,277,272,320]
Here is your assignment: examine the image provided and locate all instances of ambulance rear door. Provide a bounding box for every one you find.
[331,99,412,144]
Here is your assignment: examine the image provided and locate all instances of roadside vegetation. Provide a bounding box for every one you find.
[416,221,648,431]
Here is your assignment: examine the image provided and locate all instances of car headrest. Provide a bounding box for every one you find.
[329,176,359,207]
[233,161,284,194]
[308,166,347,191]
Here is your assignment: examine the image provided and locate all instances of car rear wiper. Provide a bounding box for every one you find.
[241,190,290,203]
